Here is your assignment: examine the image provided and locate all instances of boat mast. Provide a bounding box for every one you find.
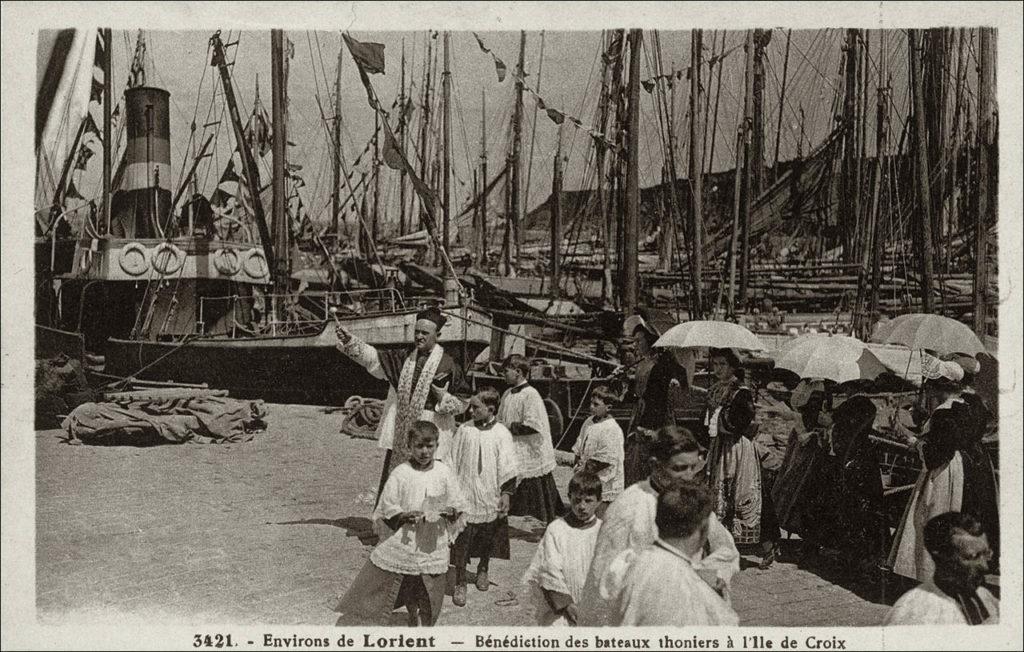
[653,32,677,277]
[737,29,755,309]
[706,34,725,175]
[373,111,380,244]
[974,27,994,337]
[622,29,642,316]
[102,28,112,234]
[750,29,767,198]
[510,31,526,268]
[479,88,488,266]
[418,33,434,233]
[442,31,451,257]
[523,31,545,221]
[771,29,792,184]
[909,29,935,313]
[210,31,274,275]
[271,29,289,295]
[332,38,342,240]
[595,31,614,307]
[862,31,888,337]
[550,126,563,300]
[398,39,407,236]
[841,29,860,264]
[688,29,705,319]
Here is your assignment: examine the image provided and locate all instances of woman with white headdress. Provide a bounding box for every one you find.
[887,354,999,582]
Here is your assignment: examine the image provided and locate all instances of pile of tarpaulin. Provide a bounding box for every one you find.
[36,354,96,428]
[62,394,268,446]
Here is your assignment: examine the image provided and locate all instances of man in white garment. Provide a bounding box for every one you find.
[601,481,739,626]
[885,511,999,625]
[578,425,739,626]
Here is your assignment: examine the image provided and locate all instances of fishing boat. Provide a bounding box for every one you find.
[35,29,494,406]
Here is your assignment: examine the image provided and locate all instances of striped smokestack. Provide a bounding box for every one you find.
[110,86,172,238]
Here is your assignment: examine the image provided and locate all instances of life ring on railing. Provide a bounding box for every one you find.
[213,248,241,276]
[152,242,186,275]
[118,242,149,276]
[243,248,269,279]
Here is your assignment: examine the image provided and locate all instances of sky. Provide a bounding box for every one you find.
[38,18,990,236]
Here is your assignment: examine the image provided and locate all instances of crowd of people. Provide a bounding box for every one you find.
[328,308,1000,627]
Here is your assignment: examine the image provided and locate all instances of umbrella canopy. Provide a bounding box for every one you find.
[874,313,985,357]
[653,320,766,351]
[773,334,890,383]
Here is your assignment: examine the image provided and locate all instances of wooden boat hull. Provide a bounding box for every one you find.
[103,308,493,406]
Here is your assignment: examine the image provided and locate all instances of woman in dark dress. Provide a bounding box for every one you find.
[622,323,689,487]
[771,381,830,539]
[801,395,887,572]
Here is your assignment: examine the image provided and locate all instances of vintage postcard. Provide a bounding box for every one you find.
[2,2,1021,650]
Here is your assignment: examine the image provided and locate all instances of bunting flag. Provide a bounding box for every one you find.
[471,32,621,153]
[65,178,85,200]
[381,127,405,171]
[471,32,508,82]
[82,112,100,139]
[210,159,240,208]
[74,145,94,170]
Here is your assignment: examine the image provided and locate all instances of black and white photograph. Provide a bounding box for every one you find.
[2,2,1021,649]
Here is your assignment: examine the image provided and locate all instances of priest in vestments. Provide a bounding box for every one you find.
[335,306,467,498]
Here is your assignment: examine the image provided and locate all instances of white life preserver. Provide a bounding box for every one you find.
[152,242,186,275]
[243,248,269,280]
[118,242,149,276]
[213,248,241,276]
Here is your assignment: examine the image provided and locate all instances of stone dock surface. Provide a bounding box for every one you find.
[36,403,893,627]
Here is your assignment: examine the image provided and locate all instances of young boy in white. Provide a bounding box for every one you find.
[522,471,604,626]
[333,421,467,626]
[444,387,518,607]
[497,355,564,522]
[572,385,625,517]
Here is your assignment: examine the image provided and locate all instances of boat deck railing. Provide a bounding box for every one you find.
[197,288,408,336]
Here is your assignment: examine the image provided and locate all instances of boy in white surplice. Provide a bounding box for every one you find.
[333,421,467,626]
[523,471,604,626]
[444,387,518,606]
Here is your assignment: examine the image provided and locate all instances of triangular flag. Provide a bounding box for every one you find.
[381,126,405,171]
[494,57,507,82]
[642,79,655,94]
[546,108,565,125]
[65,178,85,200]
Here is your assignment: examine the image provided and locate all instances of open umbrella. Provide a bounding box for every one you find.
[773,334,889,384]
[653,320,766,351]
[873,313,985,357]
